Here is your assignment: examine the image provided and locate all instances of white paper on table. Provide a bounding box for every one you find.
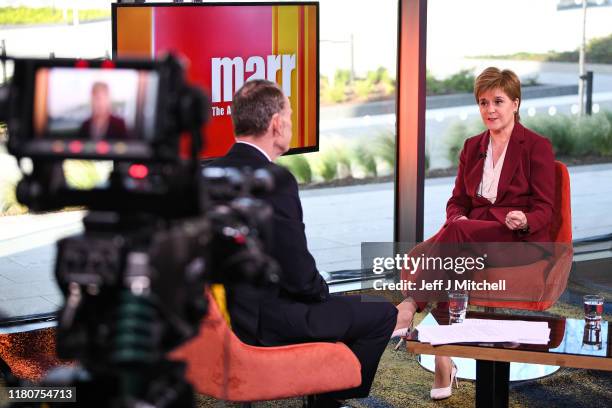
[416,319,550,346]
[462,319,550,345]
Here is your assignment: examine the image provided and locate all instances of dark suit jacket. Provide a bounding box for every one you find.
[446,122,555,242]
[77,114,128,140]
[210,142,329,344]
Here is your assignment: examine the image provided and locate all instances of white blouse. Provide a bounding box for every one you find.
[477,138,509,204]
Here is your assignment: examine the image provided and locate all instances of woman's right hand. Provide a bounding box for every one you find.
[505,210,528,230]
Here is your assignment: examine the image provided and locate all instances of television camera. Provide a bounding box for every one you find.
[0,54,280,407]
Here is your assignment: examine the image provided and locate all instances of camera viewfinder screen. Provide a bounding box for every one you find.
[33,67,159,141]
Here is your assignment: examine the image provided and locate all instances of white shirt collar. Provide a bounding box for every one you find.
[236,140,272,162]
[478,137,509,203]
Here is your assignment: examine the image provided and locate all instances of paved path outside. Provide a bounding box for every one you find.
[1,163,611,319]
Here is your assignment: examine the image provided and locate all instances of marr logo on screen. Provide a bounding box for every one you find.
[211,54,296,103]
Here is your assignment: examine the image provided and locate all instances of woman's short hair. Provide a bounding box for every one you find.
[474,67,521,121]
[91,81,109,95]
[232,80,286,137]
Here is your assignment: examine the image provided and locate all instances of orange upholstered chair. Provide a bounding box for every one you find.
[1,291,361,404]
[401,160,573,311]
[170,291,362,403]
[469,160,573,310]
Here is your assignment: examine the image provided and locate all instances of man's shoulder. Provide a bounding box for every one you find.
[211,143,269,168]
[209,147,253,169]
[268,162,299,191]
[207,147,299,194]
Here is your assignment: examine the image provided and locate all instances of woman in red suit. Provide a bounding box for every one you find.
[77,82,128,140]
[396,67,555,400]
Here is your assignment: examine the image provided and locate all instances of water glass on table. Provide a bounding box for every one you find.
[448,291,468,324]
[583,295,604,323]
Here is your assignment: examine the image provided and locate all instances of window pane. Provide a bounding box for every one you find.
[0,0,399,321]
[290,0,398,283]
[425,0,612,241]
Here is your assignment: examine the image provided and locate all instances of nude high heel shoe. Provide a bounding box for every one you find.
[391,298,417,339]
[430,360,458,400]
[390,326,412,339]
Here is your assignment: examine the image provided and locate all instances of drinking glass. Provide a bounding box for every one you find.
[583,295,604,322]
[448,291,468,324]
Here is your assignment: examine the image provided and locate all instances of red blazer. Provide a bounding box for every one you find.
[77,114,129,140]
[446,122,555,242]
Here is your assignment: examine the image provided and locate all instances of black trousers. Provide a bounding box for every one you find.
[259,294,398,400]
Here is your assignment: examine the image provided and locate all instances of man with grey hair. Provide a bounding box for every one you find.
[213,80,398,407]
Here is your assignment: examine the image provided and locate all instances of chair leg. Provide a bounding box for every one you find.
[304,395,315,407]
[240,403,253,408]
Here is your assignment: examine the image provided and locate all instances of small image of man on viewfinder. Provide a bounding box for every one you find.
[78,81,128,140]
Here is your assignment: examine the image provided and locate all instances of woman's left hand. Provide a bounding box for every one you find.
[505,210,528,231]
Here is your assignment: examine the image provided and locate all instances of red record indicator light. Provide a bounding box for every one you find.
[101,60,115,69]
[96,141,111,155]
[129,164,149,179]
[68,140,83,153]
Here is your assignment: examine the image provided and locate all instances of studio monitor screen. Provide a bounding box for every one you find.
[112,1,319,159]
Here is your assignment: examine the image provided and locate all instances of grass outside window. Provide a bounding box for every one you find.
[0,7,110,26]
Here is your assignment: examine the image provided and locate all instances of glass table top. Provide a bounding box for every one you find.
[408,309,610,360]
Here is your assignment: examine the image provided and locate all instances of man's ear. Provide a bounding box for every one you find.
[269,112,281,136]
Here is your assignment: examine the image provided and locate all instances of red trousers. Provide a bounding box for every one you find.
[412,217,546,311]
